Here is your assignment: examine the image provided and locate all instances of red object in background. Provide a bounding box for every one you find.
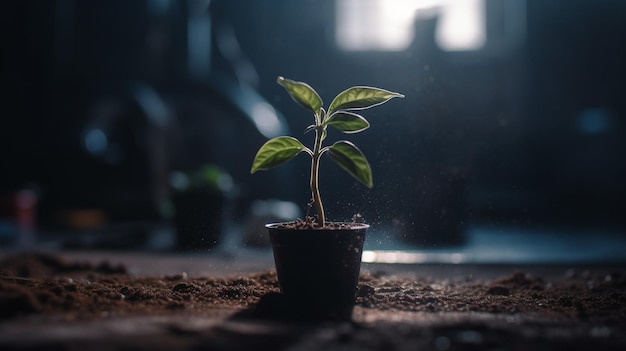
[16,189,37,232]
[0,189,37,246]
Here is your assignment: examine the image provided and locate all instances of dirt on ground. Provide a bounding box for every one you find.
[1,252,625,350]
[0,252,278,321]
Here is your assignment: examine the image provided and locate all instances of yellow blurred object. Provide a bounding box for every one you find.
[56,209,108,229]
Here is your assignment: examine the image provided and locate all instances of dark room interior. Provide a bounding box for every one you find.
[1,1,625,350]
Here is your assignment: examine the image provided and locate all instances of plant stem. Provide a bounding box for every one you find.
[310,126,325,227]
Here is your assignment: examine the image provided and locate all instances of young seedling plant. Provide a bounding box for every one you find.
[251,76,403,228]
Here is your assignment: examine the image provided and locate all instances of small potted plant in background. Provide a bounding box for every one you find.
[170,164,233,251]
[251,76,403,319]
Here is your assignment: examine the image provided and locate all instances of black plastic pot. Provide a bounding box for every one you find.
[266,222,367,321]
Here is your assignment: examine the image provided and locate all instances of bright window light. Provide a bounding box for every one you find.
[436,0,485,51]
[336,0,486,52]
[336,0,422,51]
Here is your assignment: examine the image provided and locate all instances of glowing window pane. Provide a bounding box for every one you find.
[436,0,485,51]
[335,0,486,52]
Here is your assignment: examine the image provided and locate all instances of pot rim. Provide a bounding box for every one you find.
[265,221,370,230]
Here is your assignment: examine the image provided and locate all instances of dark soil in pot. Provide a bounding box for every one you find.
[266,221,368,321]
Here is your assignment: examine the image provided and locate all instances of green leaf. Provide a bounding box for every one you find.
[251,136,305,173]
[325,111,370,134]
[328,141,373,188]
[328,86,404,114]
[277,76,323,114]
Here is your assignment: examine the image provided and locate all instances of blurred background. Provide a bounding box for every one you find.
[1,0,625,262]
